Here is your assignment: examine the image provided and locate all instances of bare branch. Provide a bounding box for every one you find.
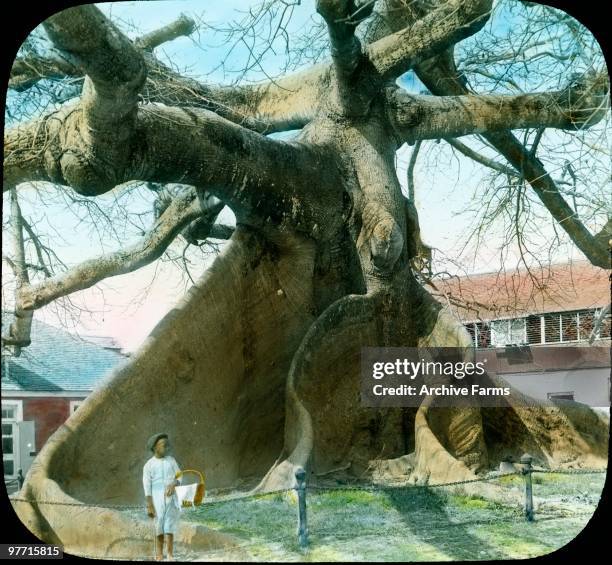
[8,10,323,135]
[406,140,421,201]
[413,54,611,268]
[16,188,215,312]
[2,189,33,351]
[21,216,53,278]
[445,138,517,176]
[9,54,79,91]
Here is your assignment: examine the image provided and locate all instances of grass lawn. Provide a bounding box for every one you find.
[173,472,605,561]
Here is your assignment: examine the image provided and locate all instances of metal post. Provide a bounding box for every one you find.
[17,469,24,490]
[520,454,534,521]
[295,467,308,548]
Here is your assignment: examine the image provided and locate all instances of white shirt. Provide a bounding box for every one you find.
[143,455,182,507]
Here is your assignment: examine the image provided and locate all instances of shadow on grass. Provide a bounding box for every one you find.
[381,487,504,560]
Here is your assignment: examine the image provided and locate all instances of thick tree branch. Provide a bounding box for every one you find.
[5,6,341,236]
[39,5,147,196]
[593,218,612,249]
[127,105,340,230]
[15,189,216,312]
[9,49,319,135]
[317,0,370,76]
[9,14,194,91]
[157,63,326,133]
[182,214,233,244]
[207,224,235,240]
[134,13,196,51]
[5,104,341,231]
[4,100,337,232]
[387,72,609,141]
[406,140,421,201]
[365,0,492,83]
[315,0,375,114]
[9,12,323,135]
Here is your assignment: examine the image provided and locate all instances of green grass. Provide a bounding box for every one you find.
[170,473,605,561]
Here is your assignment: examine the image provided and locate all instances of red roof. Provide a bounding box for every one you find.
[432,261,611,322]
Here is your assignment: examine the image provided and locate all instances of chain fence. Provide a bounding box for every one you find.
[8,462,607,560]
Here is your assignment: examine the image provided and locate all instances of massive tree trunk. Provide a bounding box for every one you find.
[5,0,609,558]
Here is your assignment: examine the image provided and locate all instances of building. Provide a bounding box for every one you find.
[434,261,611,405]
[1,314,127,491]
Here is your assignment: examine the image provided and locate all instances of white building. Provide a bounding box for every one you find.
[434,261,611,406]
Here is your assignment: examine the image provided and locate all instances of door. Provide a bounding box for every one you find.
[16,420,36,477]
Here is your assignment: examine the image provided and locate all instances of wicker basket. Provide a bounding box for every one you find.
[175,469,205,507]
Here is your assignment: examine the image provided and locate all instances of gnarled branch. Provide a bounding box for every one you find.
[9,11,324,135]
[387,71,609,142]
[40,5,147,196]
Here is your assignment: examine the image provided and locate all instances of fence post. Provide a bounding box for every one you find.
[295,467,308,548]
[520,454,534,521]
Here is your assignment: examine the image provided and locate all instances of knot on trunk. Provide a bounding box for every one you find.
[369,215,404,274]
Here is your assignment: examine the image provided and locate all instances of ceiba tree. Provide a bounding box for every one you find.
[4,0,610,556]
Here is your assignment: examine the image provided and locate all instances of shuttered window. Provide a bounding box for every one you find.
[463,308,608,347]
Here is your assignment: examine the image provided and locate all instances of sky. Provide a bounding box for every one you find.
[2,0,610,352]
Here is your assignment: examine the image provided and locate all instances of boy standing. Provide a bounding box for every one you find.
[143,433,182,561]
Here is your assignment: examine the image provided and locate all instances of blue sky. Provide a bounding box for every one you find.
[3,0,609,351]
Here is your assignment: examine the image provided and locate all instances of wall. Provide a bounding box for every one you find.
[20,397,84,451]
[502,367,610,407]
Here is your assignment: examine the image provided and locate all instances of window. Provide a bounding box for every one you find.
[466,323,476,343]
[560,312,579,342]
[466,308,608,349]
[475,322,491,348]
[548,392,575,402]
[526,315,542,344]
[578,310,595,340]
[598,309,611,339]
[1,401,22,478]
[537,309,609,343]
[464,322,491,348]
[543,313,560,343]
[491,318,526,346]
